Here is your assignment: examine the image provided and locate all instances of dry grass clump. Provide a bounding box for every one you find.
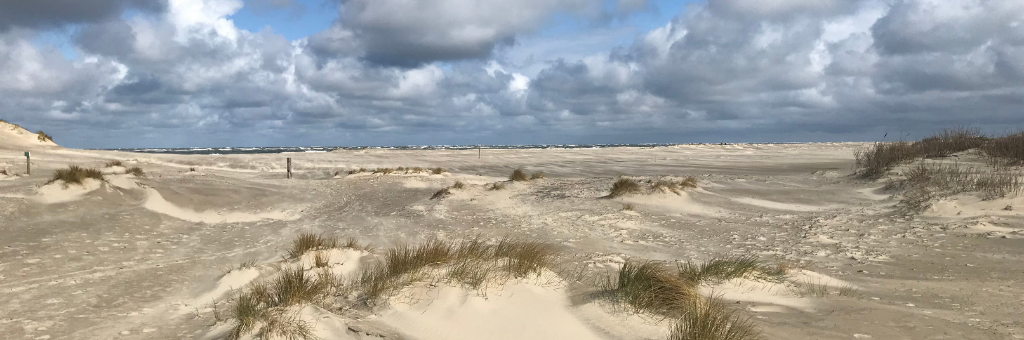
[914,127,986,158]
[357,238,555,305]
[105,160,124,167]
[668,295,761,340]
[622,203,635,211]
[347,168,367,175]
[228,267,335,340]
[896,162,1022,213]
[125,166,145,177]
[609,177,644,197]
[606,261,700,317]
[983,130,1024,166]
[373,168,396,175]
[509,168,529,181]
[854,141,917,179]
[451,181,465,189]
[47,165,104,187]
[0,169,8,176]
[530,172,546,180]
[37,131,53,142]
[431,167,444,174]
[677,256,785,285]
[287,232,340,259]
[430,187,451,200]
[652,177,698,195]
[487,182,507,190]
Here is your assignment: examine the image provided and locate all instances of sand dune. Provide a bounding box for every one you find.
[2,142,1022,340]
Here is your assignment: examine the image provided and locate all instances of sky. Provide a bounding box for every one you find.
[0,0,1022,149]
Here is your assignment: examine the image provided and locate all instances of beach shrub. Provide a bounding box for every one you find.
[47,165,104,187]
[125,166,145,177]
[854,141,917,179]
[530,172,546,180]
[913,127,986,158]
[432,167,445,174]
[105,160,123,167]
[983,130,1024,166]
[431,188,451,200]
[509,168,529,181]
[609,177,643,197]
[451,181,465,189]
[37,131,53,142]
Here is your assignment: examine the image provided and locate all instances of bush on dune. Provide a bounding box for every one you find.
[105,160,124,167]
[47,165,104,187]
[125,166,145,177]
[609,177,643,198]
[509,168,529,181]
[983,130,1024,166]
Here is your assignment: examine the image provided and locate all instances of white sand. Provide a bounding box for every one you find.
[35,178,103,204]
[3,141,1023,340]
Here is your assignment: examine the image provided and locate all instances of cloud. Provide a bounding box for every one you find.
[2,0,1023,148]
[311,0,630,67]
[0,0,165,32]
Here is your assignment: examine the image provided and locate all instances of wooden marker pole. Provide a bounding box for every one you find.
[478,144,481,159]
[25,151,30,175]
[286,158,292,179]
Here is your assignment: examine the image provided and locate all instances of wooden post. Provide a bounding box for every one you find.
[477,144,481,159]
[24,151,30,175]
[286,158,292,179]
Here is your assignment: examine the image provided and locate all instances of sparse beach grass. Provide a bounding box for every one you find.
[609,176,697,197]
[510,168,529,181]
[677,256,783,285]
[668,295,761,340]
[287,232,340,259]
[125,166,145,177]
[47,165,105,187]
[357,238,556,305]
[105,160,123,167]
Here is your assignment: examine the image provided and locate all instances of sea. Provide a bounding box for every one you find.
[105,143,702,155]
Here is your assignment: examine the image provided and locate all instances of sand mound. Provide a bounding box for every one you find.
[142,187,300,224]
[0,120,59,150]
[36,178,103,204]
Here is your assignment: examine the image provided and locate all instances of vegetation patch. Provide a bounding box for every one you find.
[357,238,555,305]
[509,169,529,181]
[893,161,1021,213]
[105,160,124,167]
[37,131,53,142]
[487,182,507,190]
[125,166,145,177]
[677,256,787,285]
[287,232,340,259]
[668,295,760,340]
[47,165,104,187]
[609,176,698,197]
[430,187,451,200]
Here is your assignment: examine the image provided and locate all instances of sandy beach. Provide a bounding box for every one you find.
[2,120,1022,340]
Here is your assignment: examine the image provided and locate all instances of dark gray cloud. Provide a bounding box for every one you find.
[0,0,165,32]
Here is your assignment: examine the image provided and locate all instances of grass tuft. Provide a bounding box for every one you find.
[125,166,145,177]
[668,295,761,340]
[105,160,124,167]
[622,203,635,211]
[530,172,546,180]
[854,141,917,179]
[228,267,330,340]
[609,177,643,198]
[451,181,465,189]
[37,131,53,142]
[357,238,555,305]
[47,165,104,187]
[607,261,699,317]
[431,188,451,200]
[895,161,1022,213]
[509,168,529,181]
[487,182,507,191]
[432,167,445,175]
[677,256,765,285]
[983,130,1024,166]
[287,233,340,259]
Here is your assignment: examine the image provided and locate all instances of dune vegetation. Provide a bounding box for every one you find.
[46,165,104,187]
